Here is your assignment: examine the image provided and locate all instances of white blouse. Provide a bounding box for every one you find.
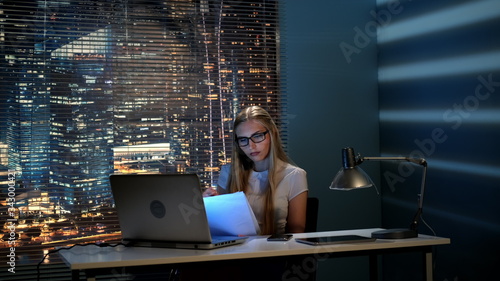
[217,162,308,234]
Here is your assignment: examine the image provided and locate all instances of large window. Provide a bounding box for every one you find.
[0,0,283,277]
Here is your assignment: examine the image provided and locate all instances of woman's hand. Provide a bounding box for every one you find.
[203,186,219,197]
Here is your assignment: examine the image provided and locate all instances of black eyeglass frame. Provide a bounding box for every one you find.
[236,130,269,147]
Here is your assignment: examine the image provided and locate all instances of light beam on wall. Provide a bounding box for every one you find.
[378,51,500,82]
[430,159,500,178]
[377,154,500,178]
[380,110,500,124]
[378,0,500,44]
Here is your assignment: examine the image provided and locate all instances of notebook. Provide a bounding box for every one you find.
[109,173,248,249]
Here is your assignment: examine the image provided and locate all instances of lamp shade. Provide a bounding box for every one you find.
[329,166,374,190]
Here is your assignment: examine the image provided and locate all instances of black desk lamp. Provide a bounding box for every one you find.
[330,147,427,239]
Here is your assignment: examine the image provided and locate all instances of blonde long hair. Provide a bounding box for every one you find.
[227,106,290,234]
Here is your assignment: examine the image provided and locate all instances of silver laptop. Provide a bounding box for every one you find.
[110,173,248,249]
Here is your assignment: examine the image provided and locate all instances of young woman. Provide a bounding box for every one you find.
[206,106,308,234]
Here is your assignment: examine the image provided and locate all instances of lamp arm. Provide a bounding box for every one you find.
[361,156,426,166]
[361,156,428,231]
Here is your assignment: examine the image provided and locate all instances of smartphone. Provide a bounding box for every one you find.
[267,234,293,241]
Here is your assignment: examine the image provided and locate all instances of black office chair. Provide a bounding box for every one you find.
[305,197,319,232]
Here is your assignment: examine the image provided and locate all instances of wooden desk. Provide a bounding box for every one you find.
[58,228,450,281]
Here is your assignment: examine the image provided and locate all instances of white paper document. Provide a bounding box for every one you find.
[203,191,260,236]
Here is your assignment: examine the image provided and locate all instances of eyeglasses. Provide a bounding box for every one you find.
[236,130,269,147]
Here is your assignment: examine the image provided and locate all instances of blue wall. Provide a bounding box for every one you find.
[282,0,381,280]
[376,0,500,280]
[284,0,500,280]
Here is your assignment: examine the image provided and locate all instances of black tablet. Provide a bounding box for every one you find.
[295,235,376,245]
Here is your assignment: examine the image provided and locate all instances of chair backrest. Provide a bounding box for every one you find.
[305,197,319,232]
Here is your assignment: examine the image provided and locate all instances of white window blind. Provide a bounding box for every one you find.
[0,0,283,279]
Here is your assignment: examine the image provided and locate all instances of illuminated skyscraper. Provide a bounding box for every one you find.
[50,28,115,212]
[4,0,51,192]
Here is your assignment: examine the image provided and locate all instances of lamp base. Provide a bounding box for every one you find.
[371,228,418,239]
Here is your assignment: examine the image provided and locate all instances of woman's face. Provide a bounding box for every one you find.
[235,119,271,169]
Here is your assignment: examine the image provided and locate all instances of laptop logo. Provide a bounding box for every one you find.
[150,200,166,219]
